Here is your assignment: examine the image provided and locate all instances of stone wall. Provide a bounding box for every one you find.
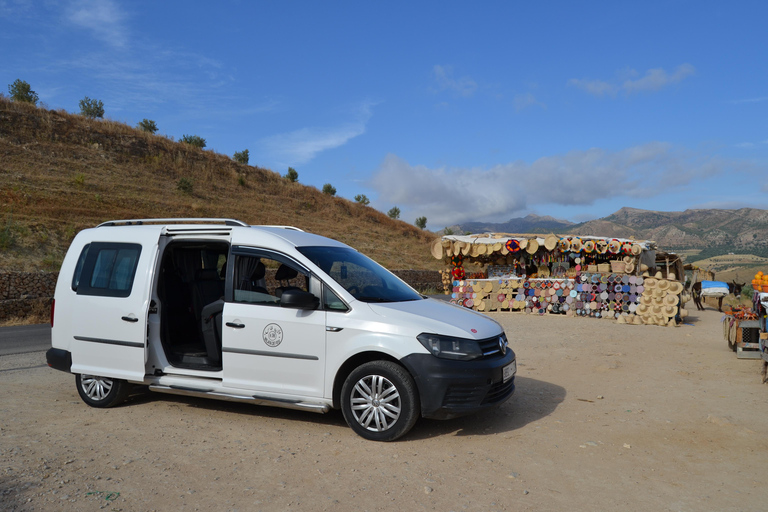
[0,271,58,322]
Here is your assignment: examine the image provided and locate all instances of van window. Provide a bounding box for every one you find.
[232,253,314,306]
[76,243,142,298]
[71,244,90,291]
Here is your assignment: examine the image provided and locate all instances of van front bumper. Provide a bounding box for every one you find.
[400,350,516,420]
[46,348,72,373]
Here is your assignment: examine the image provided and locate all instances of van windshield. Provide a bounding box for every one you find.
[297,246,422,303]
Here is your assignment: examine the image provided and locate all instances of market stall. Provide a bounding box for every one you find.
[431,233,688,326]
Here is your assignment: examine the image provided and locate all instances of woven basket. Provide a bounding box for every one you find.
[610,260,626,273]
[587,264,598,273]
[597,263,610,273]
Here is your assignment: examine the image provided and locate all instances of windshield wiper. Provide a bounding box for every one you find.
[356,296,394,303]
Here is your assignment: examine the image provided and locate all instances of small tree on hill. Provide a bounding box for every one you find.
[233,149,249,164]
[79,96,104,118]
[285,167,299,182]
[322,183,337,196]
[8,79,39,105]
[137,119,158,134]
[181,134,206,148]
[354,194,370,206]
[387,206,401,220]
[415,216,427,229]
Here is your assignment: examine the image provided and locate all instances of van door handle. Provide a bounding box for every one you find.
[226,322,245,329]
[121,316,139,323]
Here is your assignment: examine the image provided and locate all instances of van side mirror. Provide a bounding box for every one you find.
[280,289,320,310]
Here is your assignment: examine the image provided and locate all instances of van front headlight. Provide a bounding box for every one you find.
[417,333,483,361]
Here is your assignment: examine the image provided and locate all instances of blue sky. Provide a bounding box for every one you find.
[2,1,767,229]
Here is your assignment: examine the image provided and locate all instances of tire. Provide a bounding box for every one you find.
[75,374,131,408]
[341,361,420,442]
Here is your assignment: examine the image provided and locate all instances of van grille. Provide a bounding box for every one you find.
[477,335,506,359]
[442,375,515,408]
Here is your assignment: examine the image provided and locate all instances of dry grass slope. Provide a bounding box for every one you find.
[0,97,440,271]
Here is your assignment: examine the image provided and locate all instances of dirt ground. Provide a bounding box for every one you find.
[1,307,766,512]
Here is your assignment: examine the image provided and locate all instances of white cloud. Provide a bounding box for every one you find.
[567,78,617,97]
[569,64,695,97]
[513,93,545,111]
[258,101,375,166]
[65,0,127,47]
[369,143,748,227]
[432,65,477,97]
[623,64,695,93]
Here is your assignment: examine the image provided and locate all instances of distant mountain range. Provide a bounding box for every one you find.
[448,207,768,261]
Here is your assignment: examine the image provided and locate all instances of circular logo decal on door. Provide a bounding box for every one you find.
[262,323,283,347]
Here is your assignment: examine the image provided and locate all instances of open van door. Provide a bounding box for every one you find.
[69,240,156,381]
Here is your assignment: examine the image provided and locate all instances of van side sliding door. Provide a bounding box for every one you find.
[69,241,154,381]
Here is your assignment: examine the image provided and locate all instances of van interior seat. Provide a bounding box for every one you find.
[201,299,224,364]
[192,269,224,320]
[275,264,300,298]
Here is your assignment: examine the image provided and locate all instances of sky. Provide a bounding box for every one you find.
[2,1,767,230]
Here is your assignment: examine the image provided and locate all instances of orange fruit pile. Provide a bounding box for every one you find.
[752,271,768,292]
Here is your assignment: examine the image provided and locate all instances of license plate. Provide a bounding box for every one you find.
[502,361,516,383]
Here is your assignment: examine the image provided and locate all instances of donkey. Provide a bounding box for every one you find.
[691,281,744,312]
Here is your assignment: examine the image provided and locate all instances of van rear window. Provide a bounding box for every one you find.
[75,243,142,297]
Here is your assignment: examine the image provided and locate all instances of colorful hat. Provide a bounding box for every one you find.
[583,240,595,253]
[570,237,583,252]
[596,240,608,254]
[505,239,522,253]
[608,239,621,253]
[559,238,571,251]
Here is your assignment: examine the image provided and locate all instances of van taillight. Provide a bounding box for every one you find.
[50,299,55,327]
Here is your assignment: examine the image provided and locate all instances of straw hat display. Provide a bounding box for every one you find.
[544,234,558,251]
[571,238,583,252]
[583,240,595,253]
[526,238,539,254]
[608,239,621,254]
[431,238,443,259]
[559,238,571,251]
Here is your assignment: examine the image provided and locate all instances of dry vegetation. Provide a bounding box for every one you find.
[0,97,439,271]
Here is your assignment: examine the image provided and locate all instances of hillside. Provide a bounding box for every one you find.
[0,97,438,271]
[450,214,574,235]
[570,207,768,261]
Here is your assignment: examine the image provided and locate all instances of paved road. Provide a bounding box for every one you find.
[0,324,51,356]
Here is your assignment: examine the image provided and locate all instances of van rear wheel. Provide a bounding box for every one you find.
[341,361,420,442]
[76,374,130,408]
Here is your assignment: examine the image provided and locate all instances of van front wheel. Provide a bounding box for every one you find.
[341,361,420,441]
[76,374,130,408]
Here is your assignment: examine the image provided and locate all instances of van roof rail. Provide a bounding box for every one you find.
[97,218,250,227]
[259,225,305,232]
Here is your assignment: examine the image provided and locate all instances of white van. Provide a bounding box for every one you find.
[46,219,516,441]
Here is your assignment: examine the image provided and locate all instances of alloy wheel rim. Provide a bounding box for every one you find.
[81,375,113,401]
[350,374,401,432]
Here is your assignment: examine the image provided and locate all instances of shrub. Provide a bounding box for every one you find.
[177,177,193,194]
[354,194,370,206]
[79,96,105,118]
[415,216,427,229]
[8,79,38,105]
[443,227,454,235]
[238,175,246,187]
[284,167,299,182]
[181,134,206,148]
[233,149,249,164]
[387,206,401,220]
[137,119,158,134]
[322,183,336,196]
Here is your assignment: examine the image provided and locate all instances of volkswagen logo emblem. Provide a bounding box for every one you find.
[498,336,507,355]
